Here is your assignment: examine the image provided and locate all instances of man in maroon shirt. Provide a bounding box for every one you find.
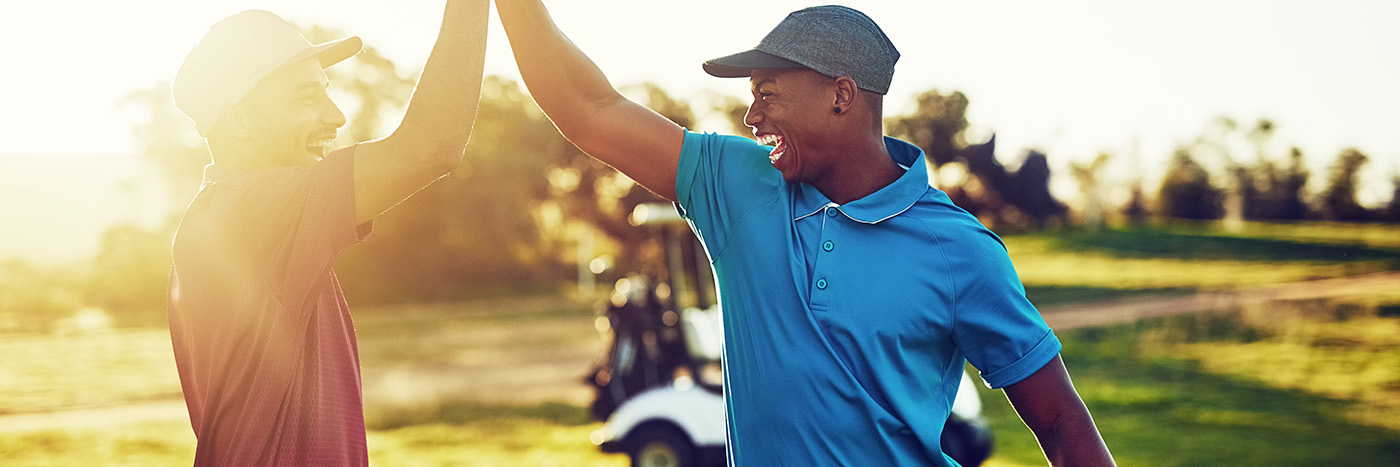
[167,2,488,465]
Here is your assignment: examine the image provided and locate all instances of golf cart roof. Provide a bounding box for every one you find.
[630,203,686,227]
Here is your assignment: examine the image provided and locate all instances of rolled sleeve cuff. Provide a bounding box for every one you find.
[675,131,703,213]
[980,329,1062,389]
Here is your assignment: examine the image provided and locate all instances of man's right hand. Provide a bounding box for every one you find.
[495,0,685,201]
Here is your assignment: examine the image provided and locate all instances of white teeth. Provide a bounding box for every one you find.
[308,140,334,157]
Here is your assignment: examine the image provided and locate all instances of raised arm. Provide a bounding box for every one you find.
[352,0,489,224]
[495,0,684,201]
[1003,355,1117,467]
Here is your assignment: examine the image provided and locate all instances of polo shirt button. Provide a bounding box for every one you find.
[816,278,828,289]
[826,209,838,217]
[822,240,834,252]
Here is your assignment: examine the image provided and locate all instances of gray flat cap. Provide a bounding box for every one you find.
[703,5,899,94]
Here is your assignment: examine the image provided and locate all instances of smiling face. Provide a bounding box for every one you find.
[745,68,840,184]
[227,58,345,168]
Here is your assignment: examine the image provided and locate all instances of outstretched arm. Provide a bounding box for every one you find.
[496,0,684,201]
[352,0,490,224]
[1003,355,1117,467]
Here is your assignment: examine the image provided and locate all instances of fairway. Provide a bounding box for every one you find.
[0,295,627,467]
[2,224,1398,466]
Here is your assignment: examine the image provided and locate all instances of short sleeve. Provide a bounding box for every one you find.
[675,131,783,258]
[234,147,371,309]
[947,225,1061,389]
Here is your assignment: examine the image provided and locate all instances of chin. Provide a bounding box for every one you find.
[298,150,324,166]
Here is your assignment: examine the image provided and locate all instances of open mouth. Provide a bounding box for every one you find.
[306,134,337,160]
[757,134,787,165]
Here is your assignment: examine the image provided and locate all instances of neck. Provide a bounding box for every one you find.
[811,134,903,204]
[207,139,299,171]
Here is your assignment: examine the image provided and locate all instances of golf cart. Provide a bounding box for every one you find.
[584,203,993,467]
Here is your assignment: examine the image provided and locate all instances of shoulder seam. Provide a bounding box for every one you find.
[706,191,782,261]
[912,213,958,342]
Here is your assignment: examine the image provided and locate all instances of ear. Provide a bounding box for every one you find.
[220,105,253,140]
[832,76,858,114]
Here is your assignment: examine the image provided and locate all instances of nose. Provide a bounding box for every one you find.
[322,95,347,129]
[743,100,763,132]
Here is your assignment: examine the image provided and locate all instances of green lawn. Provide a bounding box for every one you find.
[0,411,628,467]
[3,222,1399,466]
[978,299,1400,467]
[1005,223,1400,298]
[0,330,182,414]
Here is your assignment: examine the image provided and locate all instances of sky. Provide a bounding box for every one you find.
[1,0,1398,262]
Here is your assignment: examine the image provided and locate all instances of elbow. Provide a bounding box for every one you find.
[387,131,468,177]
[424,142,466,176]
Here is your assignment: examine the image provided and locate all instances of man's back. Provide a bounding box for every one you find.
[168,150,370,466]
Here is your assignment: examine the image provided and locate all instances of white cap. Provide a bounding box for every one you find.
[173,10,362,135]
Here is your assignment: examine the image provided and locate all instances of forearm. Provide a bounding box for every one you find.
[495,0,622,133]
[1004,355,1116,467]
[391,0,489,157]
[1033,405,1116,466]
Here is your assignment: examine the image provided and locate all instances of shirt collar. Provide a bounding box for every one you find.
[792,136,930,224]
[201,162,246,190]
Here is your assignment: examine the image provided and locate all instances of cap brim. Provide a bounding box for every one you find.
[310,35,363,68]
[272,35,363,77]
[703,49,806,78]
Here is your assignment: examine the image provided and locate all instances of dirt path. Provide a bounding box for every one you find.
[1040,270,1400,330]
[0,400,189,432]
[4,271,1395,432]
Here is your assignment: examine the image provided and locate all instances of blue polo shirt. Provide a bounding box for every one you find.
[675,131,1061,466]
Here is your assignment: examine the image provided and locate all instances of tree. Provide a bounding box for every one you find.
[1122,182,1150,225]
[1319,148,1372,222]
[886,90,1064,228]
[337,76,560,303]
[709,93,752,138]
[885,89,969,167]
[540,82,694,279]
[1070,153,1112,228]
[92,85,204,322]
[1231,119,1310,221]
[1264,147,1312,221]
[1383,176,1400,223]
[0,261,86,333]
[118,83,208,203]
[86,223,172,325]
[1158,148,1225,220]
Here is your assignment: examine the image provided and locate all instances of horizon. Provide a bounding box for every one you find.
[2,0,1398,263]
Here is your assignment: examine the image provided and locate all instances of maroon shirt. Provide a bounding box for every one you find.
[168,147,372,466]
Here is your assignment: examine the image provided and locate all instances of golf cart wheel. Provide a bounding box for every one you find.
[627,424,695,467]
[941,415,992,467]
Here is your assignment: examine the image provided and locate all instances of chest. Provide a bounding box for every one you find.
[718,204,956,346]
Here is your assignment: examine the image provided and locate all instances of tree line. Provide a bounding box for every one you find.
[2,32,1397,332]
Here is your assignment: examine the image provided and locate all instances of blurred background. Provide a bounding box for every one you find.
[1,0,1397,466]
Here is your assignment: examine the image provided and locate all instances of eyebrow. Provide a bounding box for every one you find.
[751,78,776,90]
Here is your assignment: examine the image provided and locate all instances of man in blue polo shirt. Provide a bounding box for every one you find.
[497,2,1115,466]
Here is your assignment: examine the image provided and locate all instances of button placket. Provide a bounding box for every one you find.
[811,206,839,304]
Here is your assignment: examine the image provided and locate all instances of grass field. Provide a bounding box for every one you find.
[0,296,627,467]
[2,222,1399,466]
[980,299,1400,467]
[1007,224,1400,295]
